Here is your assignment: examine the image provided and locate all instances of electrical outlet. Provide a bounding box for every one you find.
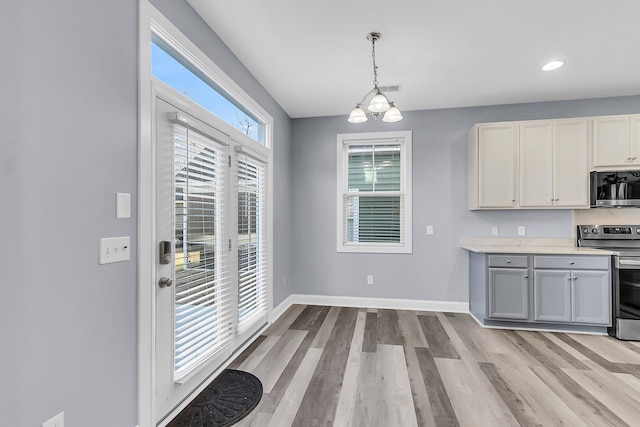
[100,236,131,264]
[518,226,526,236]
[43,412,64,427]
[426,225,434,235]
[367,275,374,285]
[491,226,499,236]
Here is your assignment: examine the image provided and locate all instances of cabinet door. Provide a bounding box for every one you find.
[571,270,611,325]
[631,115,640,166]
[553,119,589,207]
[593,116,630,167]
[520,122,553,207]
[488,268,529,320]
[478,124,518,208]
[534,270,571,322]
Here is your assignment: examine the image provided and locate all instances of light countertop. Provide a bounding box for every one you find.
[461,237,614,255]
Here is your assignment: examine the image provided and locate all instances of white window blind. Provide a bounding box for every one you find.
[237,154,268,332]
[172,124,233,379]
[337,132,412,254]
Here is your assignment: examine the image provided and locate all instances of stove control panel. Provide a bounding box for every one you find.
[578,225,640,240]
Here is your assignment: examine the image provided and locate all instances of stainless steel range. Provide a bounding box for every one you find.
[577,225,640,340]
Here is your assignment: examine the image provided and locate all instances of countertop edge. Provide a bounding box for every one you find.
[461,245,614,255]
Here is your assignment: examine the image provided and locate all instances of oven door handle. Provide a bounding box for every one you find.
[617,259,640,268]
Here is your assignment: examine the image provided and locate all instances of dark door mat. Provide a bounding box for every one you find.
[168,369,263,427]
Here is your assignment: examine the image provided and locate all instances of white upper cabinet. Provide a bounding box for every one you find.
[469,123,518,209]
[553,119,589,207]
[519,120,589,208]
[470,118,589,210]
[520,122,553,207]
[593,115,640,167]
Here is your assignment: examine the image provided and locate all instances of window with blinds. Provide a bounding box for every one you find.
[337,132,412,253]
[237,155,268,332]
[172,125,233,379]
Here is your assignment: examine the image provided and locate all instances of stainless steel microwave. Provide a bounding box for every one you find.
[591,170,640,207]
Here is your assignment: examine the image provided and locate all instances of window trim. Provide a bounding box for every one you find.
[336,131,413,254]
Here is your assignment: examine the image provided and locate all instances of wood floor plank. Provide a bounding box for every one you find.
[417,315,459,359]
[334,311,367,427]
[518,331,590,370]
[563,367,638,426]
[568,333,640,364]
[267,348,323,427]
[228,335,267,369]
[251,329,307,393]
[436,358,517,427]
[310,306,341,349]
[377,309,403,345]
[361,312,377,353]
[293,307,358,426]
[530,365,627,427]
[259,304,331,413]
[237,335,281,372]
[289,305,330,331]
[263,304,307,336]
[403,346,437,427]
[414,347,460,427]
[375,344,418,427]
[397,310,429,348]
[351,352,377,427]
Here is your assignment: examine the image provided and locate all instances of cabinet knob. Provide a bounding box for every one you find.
[525,275,529,279]
[506,260,511,263]
[570,261,575,265]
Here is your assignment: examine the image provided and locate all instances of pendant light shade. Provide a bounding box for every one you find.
[347,32,402,123]
[368,91,390,113]
[382,103,403,122]
[348,106,368,123]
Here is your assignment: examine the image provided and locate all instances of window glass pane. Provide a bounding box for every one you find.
[347,144,400,192]
[348,146,374,192]
[346,195,401,243]
[151,36,265,144]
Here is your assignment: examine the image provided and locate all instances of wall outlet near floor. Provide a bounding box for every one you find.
[42,412,64,427]
[426,225,434,235]
[491,226,499,236]
[367,275,374,285]
[518,226,526,236]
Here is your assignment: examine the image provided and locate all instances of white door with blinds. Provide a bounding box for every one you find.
[154,92,269,423]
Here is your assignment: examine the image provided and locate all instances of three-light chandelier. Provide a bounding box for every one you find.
[348,32,403,124]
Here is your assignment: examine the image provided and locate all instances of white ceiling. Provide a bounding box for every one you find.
[187,0,640,119]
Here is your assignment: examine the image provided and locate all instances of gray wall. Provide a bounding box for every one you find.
[290,96,640,303]
[1,1,293,427]
[1,1,138,427]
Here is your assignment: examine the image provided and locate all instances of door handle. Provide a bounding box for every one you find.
[158,277,173,288]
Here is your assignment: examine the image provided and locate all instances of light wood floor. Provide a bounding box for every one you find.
[227,305,640,426]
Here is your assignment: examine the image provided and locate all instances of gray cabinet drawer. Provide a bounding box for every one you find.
[488,255,528,268]
[534,256,609,270]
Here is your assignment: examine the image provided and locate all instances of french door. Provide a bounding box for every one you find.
[154,89,268,424]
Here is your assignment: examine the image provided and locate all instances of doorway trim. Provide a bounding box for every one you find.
[138,2,274,425]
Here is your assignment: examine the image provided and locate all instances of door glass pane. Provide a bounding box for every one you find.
[172,125,230,379]
[237,156,267,330]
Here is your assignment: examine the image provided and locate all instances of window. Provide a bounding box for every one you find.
[151,35,266,145]
[337,131,412,253]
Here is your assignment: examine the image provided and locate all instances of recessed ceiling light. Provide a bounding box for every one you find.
[542,60,564,71]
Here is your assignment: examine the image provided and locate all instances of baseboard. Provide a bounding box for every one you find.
[280,293,468,313]
[270,294,296,323]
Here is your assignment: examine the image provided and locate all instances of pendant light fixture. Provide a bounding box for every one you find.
[348,32,402,123]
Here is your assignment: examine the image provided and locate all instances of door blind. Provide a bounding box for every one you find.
[237,154,268,332]
[172,124,233,379]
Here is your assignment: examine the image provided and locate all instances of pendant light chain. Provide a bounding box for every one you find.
[371,35,378,88]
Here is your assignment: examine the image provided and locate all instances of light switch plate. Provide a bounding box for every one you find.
[42,412,64,427]
[116,193,131,219]
[100,236,131,264]
[426,225,434,235]
[518,226,526,236]
[367,275,374,285]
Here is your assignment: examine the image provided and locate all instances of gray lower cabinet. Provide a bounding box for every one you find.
[488,268,529,320]
[469,252,612,330]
